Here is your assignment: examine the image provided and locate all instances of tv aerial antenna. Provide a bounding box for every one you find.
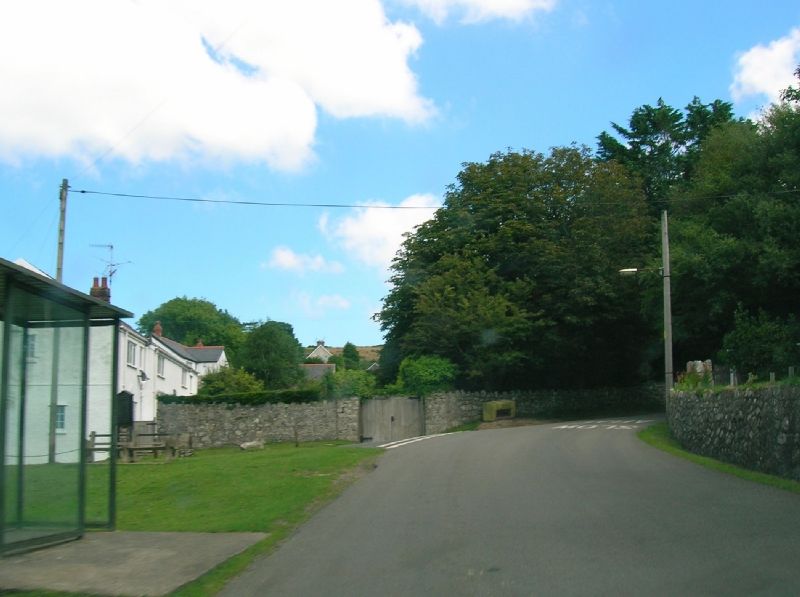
[90,243,132,285]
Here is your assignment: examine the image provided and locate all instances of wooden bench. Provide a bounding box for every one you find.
[87,429,193,463]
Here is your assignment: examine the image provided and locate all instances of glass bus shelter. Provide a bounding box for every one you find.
[0,258,132,555]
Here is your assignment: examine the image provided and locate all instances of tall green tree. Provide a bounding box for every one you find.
[378,146,652,390]
[665,75,800,367]
[342,342,360,370]
[239,321,304,389]
[138,297,245,365]
[597,97,734,213]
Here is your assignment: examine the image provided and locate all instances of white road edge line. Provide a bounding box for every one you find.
[379,433,452,449]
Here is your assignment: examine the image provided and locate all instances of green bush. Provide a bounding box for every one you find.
[326,369,376,399]
[197,366,265,396]
[398,355,457,396]
[159,387,321,406]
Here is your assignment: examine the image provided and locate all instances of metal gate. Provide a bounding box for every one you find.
[361,397,422,443]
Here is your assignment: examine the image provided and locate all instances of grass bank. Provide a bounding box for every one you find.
[638,422,800,494]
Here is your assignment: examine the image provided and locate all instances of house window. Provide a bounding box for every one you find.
[139,346,145,368]
[181,369,187,388]
[157,354,165,377]
[55,405,66,431]
[127,341,136,366]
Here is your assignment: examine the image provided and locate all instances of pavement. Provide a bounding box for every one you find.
[0,531,266,596]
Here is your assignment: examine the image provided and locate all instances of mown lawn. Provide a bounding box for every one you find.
[105,442,381,533]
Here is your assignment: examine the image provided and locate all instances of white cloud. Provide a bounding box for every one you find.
[0,1,433,169]
[265,246,344,274]
[319,193,440,272]
[399,0,556,24]
[731,28,800,104]
[294,291,351,319]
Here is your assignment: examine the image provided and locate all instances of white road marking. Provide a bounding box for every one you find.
[552,419,654,431]
[378,433,452,449]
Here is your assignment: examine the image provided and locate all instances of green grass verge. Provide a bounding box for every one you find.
[638,422,800,494]
[5,442,382,597]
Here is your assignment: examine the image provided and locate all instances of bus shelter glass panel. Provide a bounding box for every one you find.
[2,319,23,545]
[2,286,87,552]
[85,323,116,528]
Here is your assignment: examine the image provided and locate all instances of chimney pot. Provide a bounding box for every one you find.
[90,276,110,302]
[153,321,163,337]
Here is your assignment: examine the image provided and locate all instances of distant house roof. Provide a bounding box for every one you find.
[156,336,225,363]
[306,341,334,362]
[300,363,336,380]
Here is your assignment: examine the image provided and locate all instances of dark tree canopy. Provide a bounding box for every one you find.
[239,321,304,389]
[666,98,800,368]
[377,146,652,390]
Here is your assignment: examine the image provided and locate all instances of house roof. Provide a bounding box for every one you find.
[306,343,334,360]
[155,336,225,363]
[0,257,133,323]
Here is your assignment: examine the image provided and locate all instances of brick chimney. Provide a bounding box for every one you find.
[153,321,163,337]
[89,276,111,302]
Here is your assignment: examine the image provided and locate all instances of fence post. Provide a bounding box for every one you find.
[770,372,776,383]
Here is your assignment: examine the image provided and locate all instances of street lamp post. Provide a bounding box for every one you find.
[620,210,673,398]
[661,210,673,395]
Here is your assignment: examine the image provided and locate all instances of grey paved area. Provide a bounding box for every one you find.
[221,416,800,596]
[0,531,266,596]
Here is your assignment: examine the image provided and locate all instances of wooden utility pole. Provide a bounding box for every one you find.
[50,178,68,462]
[56,178,68,282]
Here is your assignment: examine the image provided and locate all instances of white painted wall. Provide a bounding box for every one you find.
[117,325,198,422]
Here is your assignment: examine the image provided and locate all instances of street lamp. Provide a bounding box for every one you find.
[620,210,673,397]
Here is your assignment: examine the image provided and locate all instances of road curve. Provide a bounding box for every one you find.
[220,418,800,596]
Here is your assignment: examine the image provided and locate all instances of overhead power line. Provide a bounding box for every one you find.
[72,188,441,210]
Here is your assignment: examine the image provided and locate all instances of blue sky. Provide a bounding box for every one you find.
[2,0,799,348]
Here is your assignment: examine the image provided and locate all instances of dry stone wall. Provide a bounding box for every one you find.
[668,387,800,480]
[157,397,360,448]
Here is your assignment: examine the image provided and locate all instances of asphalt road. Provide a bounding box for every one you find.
[220,417,800,596]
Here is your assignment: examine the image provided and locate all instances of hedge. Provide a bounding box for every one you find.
[157,388,321,405]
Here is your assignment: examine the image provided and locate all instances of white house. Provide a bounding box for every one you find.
[116,321,227,422]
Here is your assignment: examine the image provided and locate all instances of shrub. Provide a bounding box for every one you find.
[398,355,457,396]
[197,366,265,397]
[327,369,376,399]
[159,388,321,406]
